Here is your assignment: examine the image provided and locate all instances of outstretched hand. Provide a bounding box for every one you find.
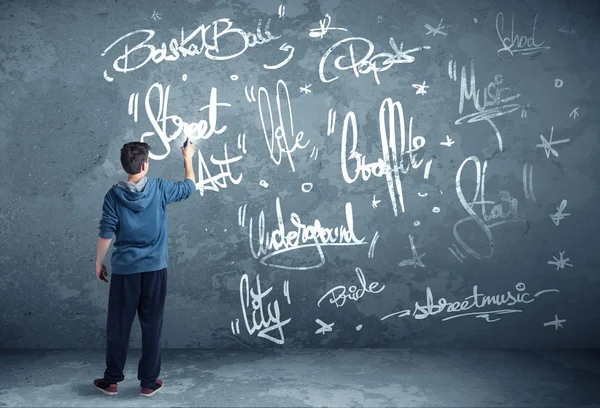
[96,263,108,283]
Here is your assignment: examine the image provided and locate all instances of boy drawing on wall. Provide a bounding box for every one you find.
[93,138,196,397]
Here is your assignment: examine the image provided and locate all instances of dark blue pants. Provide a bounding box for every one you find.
[103,268,167,388]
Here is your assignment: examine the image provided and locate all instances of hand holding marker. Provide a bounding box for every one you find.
[181,137,194,166]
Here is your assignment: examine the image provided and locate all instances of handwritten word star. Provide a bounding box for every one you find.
[300,84,312,94]
[412,81,429,95]
[440,135,455,147]
[543,314,566,330]
[424,18,449,36]
[372,195,381,209]
[536,126,570,159]
[315,319,334,335]
[549,199,570,226]
[569,107,579,119]
[547,251,573,270]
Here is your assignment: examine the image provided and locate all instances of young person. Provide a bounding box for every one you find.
[93,138,196,397]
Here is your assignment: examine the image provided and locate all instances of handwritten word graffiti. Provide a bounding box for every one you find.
[340,98,428,216]
[454,156,526,260]
[381,282,559,322]
[255,80,310,172]
[450,59,520,152]
[236,274,291,345]
[319,37,430,85]
[317,267,385,308]
[496,12,550,58]
[137,83,230,160]
[247,198,367,270]
[101,18,281,79]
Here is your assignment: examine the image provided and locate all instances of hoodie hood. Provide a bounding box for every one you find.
[113,176,156,212]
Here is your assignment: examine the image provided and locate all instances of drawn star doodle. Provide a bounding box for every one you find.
[547,251,573,270]
[412,81,429,95]
[543,314,566,330]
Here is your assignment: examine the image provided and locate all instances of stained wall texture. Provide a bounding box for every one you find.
[1,0,599,349]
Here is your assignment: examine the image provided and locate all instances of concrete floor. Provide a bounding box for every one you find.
[0,348,599,407]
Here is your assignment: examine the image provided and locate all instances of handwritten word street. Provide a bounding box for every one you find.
[382,282,559,322]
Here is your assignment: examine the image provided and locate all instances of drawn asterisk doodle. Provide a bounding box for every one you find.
[151,10,162,21]
[300,84,312,94]
[547,251,573,270]
[412,81,429,95]
[536,126,570,159]
[424,18,449,36]
[543,314,566,330]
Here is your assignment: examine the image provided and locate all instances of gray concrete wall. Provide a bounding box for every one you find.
[1,0,599,349]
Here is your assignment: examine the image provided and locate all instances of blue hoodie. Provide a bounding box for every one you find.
[98,176,196,274]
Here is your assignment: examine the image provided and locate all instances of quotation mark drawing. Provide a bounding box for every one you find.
[549,199,570,226]
[368,231,380,259]
[522,163,536,202]
[536,126,570,159]
[315,319,334,335]
[327,108,337,135]
[310,146,319,160]
[231,318,241,334]
[547,251,572,270]
[128,92,140,122]
[521,103,529,118]
[543,314,566,330]
[237,203,248,227]
[237,133,246,154]
[283,279,291,304]
[448,244,467,263]
[278,3,285,19]
[244,86,257,102]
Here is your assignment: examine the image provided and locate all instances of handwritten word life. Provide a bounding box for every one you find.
[454,156,526,260]
[496,12,550,58]
[239,273,291,345]
[247,198,366,270]
[256,80,310,172]
[102,18,281,77]
[319,36,430,84]
[382,282,559,322]
[341,98,428,216]
[317,267,385,307]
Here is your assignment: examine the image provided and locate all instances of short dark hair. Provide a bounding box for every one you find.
[120,142,150,175]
